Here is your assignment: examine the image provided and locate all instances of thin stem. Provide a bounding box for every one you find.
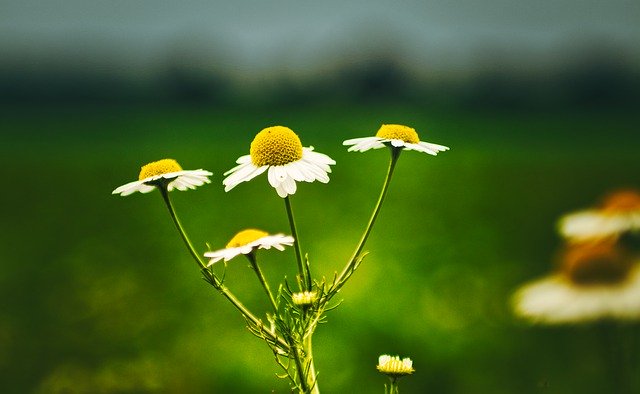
[284,196,310,291]
[388,378,399,394]
[303,335,319,394]
[246,253,279,312]
[159,187,289,351]
[292,344,310,393]
[333,148,401,291]
[159,186,207,270]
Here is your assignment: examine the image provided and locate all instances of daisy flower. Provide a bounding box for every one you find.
[513,240,640,324]
[558,189,640,242]
[376,355,415,378]
[343,124,449,155]
[112,158,212,196]
[204,229,294,266]
[223,126,336,198]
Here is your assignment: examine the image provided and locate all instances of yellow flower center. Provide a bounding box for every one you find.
[226,229,269,248]
[601,190,640,214]
[138,159,183,181]
[375,124,420,144]
[250,126,304,166]
[560,240,632,285]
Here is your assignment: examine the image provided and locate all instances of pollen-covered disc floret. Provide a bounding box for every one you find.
[376,355,415,377]
[512,241,640,324]
[292,291,317,307]
[223,126,336,198]
[558,189,640,242]
[343,123,449,155]
[204,229,294,266]
[112,158,212,196]
[250,126,304,166]
[375,124,419,144]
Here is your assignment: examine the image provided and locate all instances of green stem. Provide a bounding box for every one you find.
[292,344,310,393]
[333,148,401,291]
[159,187,289,351]
[284,196,310,291]
[303,335,319,394]
[388,378,399,394]
[246,253,279,312]
[159,186,207,270]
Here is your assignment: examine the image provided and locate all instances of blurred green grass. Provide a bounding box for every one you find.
[1,103,639,393]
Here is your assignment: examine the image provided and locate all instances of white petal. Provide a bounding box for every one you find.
[343,137,376,145]
[274,166,287,182]
[223,163,265,191]
[418,141,450,152]
[267,167,280,188]
[236,155,252,164]
[275,184,288,198]
[112,180,143,195]
[283,162,306,182]
[282,175,297,195]
[405,143,438,155]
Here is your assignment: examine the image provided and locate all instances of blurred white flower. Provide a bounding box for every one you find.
[343,124,449,155]
[112,158,212,196]
[558,189,640,242]
[223,126,335,198]
[205,229,294,266]
[513,241,640,324]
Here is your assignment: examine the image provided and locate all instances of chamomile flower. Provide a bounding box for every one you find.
[376,355,415,378]
[343,124,449,155]
[223,126,336,198]
[112,159,212,196]
[513,240,640,324]
[204,229,294,266]
[558,189,640,242]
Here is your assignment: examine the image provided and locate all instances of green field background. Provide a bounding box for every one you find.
[1,103,639,393]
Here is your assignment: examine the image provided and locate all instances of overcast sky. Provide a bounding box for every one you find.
[1,0,639,76]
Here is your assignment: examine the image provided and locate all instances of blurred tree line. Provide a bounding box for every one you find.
[1,45,638,111]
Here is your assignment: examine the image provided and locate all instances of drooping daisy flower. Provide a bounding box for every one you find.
[343,124,449,155]
[112,158,212,196]
[204,229,294,266]
[558,189,640,242]
[513,240,640,324]
[223,126,336,198]
[376,355,415,378]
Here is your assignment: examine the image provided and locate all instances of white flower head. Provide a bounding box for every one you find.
[112,158,212,196]
[513,241,640,324]
[223,126,336,198]
[343,124,449,155]
[204,229,294,266]
[558,189,640,242]
[376,355,415,377]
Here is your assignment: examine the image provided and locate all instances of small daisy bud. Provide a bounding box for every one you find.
[377,355,415,378]
[292,291,317,307]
